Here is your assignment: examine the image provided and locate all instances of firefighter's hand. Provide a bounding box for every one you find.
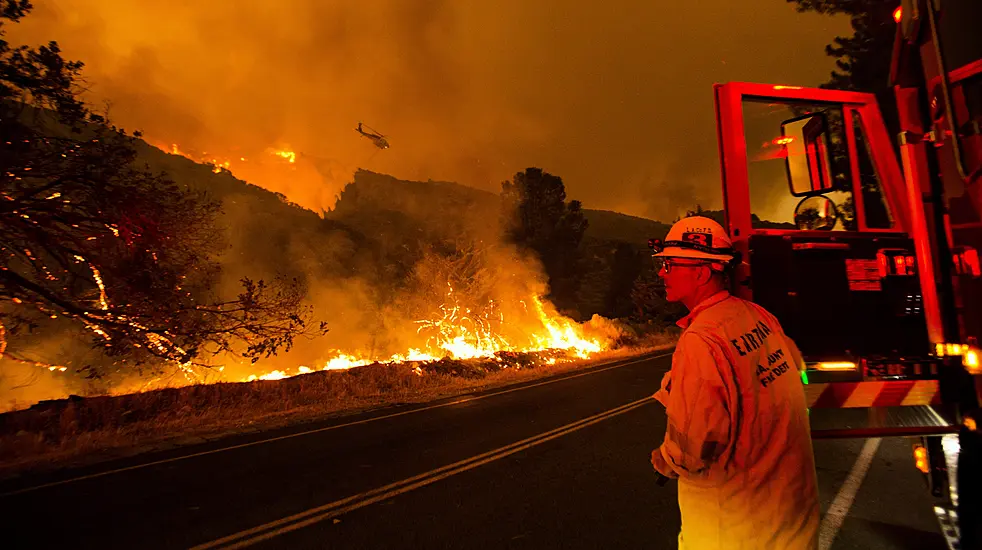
[652,371,671,406]
[651,447,678,479]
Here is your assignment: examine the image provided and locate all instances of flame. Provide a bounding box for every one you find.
[241,349,439,382]
[241,281,609,383]
[412,281,510,360]
[156,141,298,178]
[272,149,296,163]
[73,254,109,311]
[245,370,290,382]
[159,141,238,175]
[323,353,374,370]
[530,296,602,358]
[211,159,231,173]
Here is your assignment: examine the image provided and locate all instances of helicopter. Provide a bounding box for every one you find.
[355,122,389,150]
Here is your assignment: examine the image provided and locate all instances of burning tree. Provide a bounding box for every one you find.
[0,1,322,376]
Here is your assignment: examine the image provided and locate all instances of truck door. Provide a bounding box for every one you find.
[714,83,930,363]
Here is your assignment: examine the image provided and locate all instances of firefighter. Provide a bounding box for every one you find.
[649,216,819,550]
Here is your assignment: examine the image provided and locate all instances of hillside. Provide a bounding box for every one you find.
[580,209,671,246]
[328,169,670,248]
[128,142,670,258]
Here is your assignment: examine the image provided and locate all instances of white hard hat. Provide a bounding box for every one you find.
[650,216,736,263]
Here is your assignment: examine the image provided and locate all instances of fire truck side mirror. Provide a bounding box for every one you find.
[780,112,835,197]
[794,195,839,231]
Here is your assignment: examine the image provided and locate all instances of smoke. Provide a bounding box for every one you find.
[0,353,71,412]
[0,324,117,411]
[205,169,569,381]
[8,0,851,218]
[148,168,609,388]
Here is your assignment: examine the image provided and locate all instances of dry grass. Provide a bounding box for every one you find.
[0,334,676,478]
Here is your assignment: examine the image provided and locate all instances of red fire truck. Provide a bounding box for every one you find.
[711,0,980,546]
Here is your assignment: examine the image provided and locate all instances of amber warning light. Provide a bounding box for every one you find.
[967,349,980,373]
[814,362,857,371]
[913,444,929,474]
[934,343,981,373]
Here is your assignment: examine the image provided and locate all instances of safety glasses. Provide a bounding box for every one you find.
[653,258,711,274]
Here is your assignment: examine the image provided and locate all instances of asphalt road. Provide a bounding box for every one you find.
[0,352,948,549]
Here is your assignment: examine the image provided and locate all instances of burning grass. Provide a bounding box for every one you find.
[0,331,676,477]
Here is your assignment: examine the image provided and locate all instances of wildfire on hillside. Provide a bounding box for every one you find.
[157,142,295,175]
[144,140,613,387]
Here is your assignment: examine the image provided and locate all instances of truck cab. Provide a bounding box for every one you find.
[716,84,932,371]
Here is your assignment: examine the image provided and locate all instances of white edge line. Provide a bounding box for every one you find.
[2,351,673,497]
[192,397,654,550]
[818,437,881,550]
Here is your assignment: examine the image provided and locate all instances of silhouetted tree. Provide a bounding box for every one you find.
[605,242,643,318]
[501,168,587,314]
[787,0,899,133]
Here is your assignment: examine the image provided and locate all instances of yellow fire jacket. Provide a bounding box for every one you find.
[651,291,819,550]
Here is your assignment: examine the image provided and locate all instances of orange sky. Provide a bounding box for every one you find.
[8,0,851,221]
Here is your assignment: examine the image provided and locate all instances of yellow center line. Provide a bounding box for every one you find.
[191,397,655,550]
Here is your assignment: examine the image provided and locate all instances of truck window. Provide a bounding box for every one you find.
[939,0,982,70]
[852,111,893,229]
[742,98,856,230]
